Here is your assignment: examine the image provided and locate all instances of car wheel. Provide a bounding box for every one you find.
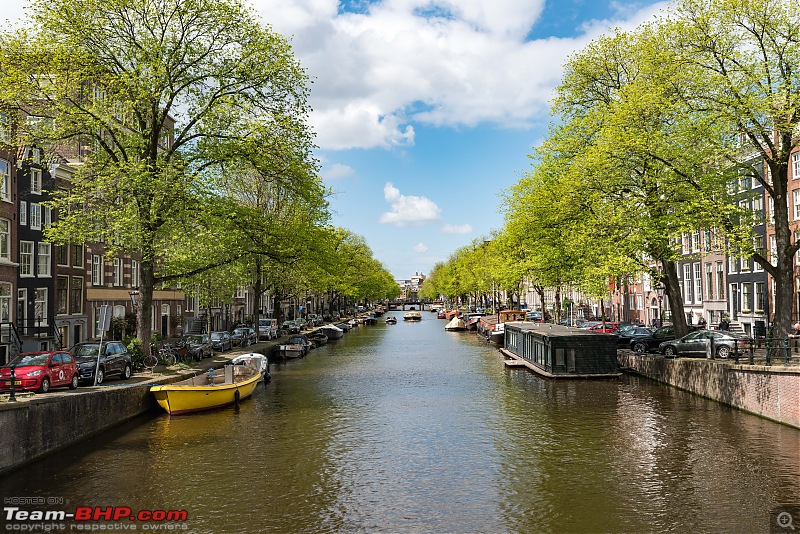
[95,368,105,385]
[664,346,676,358]
[121,364,131,380]
[717,346,731,359]
[70,374,79,389]
[39,377,50,393]
[633,342,647,354]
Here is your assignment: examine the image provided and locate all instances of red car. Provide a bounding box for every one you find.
[589,322,618,334]
[0,351,80,393]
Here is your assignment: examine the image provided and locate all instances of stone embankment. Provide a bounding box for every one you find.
[618,350,800,429]
[0,338,284,475]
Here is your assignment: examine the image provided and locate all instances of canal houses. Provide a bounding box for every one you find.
[502,323,620,378]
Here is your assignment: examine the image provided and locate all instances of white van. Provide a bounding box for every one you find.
[258,318,279,340]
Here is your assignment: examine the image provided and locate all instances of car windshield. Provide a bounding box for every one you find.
[71,344,101,357]
[211,332,224,340]
[233,329,247,335]
[8,353,49,366]
[185,335,205,343]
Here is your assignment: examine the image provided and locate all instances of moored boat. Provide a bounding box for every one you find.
[308,331,329,347]
[385,316,397,324]
[150,365,261,415]
[364,315,378,325]
[230,352,268,381]
[445,316,466,331]
[277,334,312,358]
[403,311,422,321]
[320,324,345,339]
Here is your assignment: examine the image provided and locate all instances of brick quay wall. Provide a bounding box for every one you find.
[618,352,800,429]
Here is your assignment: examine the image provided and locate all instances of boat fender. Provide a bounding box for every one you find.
[234,389,240,405]
[264,372,271,384]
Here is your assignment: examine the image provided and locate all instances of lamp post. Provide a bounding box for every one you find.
[655,282,666,328]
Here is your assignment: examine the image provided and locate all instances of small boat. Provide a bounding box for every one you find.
[277,334,312,358]
[320,324,345,339]
[445,316,466,331]
[373,308,385,317]
[364,316,378,325]
[336,322,351,333]
[230,352,268,379]
[150,364,261,415]
[308,331,329,347]
[404,311,422,321]
[385,316,397,324]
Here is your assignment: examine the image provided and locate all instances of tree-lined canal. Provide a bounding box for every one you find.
[4,312,800,533]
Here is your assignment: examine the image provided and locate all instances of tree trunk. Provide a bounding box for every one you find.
[136,260,155,348]
[662,259,689,337]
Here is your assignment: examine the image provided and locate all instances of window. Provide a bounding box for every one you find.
[56,244,68,266]
[113,258,122,286]
[742,283,753,311]
[0,282,11,322]
[770,235,777,263]
[71,244,83,267]
[754,235,765,272]
[0,218,9,261]
[20,241,34,277]
[704,230,711,252]
[741,253,751,271]
[56,276,68,315]
[692,232,700,253]
[793,152,800,180]
[185,295,194,312]
[70,277,83,315]
[794,190,800,221]
[92,255,102,286]
[694,263,702,304]
[30,168,41,194]
[752,196,764,222]
[19,201,26,226]
[130,260,139,288]
[706,263,714,300]
[716,262,724,300]
[684,264,693,303]
[755,282,766,312]
[636,294,643,310]
[682,234,690,254]
[628,294,635,310]
[728,253,738,274]
[0,159,9,202]
[30,203,41,230]
[34,288,47,325]
[768,197,775,225]
[43,206,50,227]
[37,242,51,276]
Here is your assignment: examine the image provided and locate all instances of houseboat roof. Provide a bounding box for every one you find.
[505,322,609,338]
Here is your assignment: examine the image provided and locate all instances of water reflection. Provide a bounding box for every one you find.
[1,312,799,533]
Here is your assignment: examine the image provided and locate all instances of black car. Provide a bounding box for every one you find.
[627,325,696,354]
[70,341,132,385]
[231,327,257,347]
[210,331,233,352]
[181,334,212,360]
[616,326,655,348]
[659,330,753,359]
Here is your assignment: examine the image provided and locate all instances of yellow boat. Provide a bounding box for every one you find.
[403,311,422,321]
[150,365,261,415]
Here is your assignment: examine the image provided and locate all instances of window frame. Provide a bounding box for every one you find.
[20,241,34,277]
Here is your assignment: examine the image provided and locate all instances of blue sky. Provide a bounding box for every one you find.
[4,0,668,279]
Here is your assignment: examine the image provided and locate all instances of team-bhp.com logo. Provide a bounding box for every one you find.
[5,505,189,531]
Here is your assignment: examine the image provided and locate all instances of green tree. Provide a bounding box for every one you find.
[0,0,312,344]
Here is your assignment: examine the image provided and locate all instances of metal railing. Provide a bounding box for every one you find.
[728,337,796,366]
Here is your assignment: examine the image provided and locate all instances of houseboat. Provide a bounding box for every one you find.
[500,323,620,378]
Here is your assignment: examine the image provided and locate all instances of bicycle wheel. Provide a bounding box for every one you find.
[143,353,158,369]
[160,350,177,366]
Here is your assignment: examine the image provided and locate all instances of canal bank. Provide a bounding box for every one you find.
[618,351,800,429]
[0,339,283,475]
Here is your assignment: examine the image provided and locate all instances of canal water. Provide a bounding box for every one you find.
[3,312,800,533]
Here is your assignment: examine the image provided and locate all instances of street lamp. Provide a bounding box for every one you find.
[655,282,666,327]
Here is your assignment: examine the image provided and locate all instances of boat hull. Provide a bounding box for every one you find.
[150,368,261,415]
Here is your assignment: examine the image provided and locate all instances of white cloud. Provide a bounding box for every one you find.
[379,182,441,226]
[321,162,356,180]
[413,242,428,253]
[441,223,473,234]
[252,0,667,150]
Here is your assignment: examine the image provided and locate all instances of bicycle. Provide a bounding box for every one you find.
[143,344,159,369]
[143,343,178,368]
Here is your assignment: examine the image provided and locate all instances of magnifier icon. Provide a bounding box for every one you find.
[778,512,796,530]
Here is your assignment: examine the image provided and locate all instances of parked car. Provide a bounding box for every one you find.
[526,311,543,322]
[659,330,753,359]
[181,334,212,360]
[0,351,80,393]
[629,325,698,354]
[231,327,257,347]
[70,341,132,385]
[616,326,655,348]
[589,322,618,333]
[258,318,279,340]
[281,320,300,334]
[210,331,233,352]
[306,314,322,326]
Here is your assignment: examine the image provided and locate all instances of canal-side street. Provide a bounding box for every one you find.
[2,312,800,533]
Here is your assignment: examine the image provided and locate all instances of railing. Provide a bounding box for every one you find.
[0,322,23,363]
[729,337,797,366]
[15,320,63,349]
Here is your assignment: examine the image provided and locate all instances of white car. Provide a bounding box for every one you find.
[258,318,279,340]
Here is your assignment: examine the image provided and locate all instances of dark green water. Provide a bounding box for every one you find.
[3,312,800,533]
